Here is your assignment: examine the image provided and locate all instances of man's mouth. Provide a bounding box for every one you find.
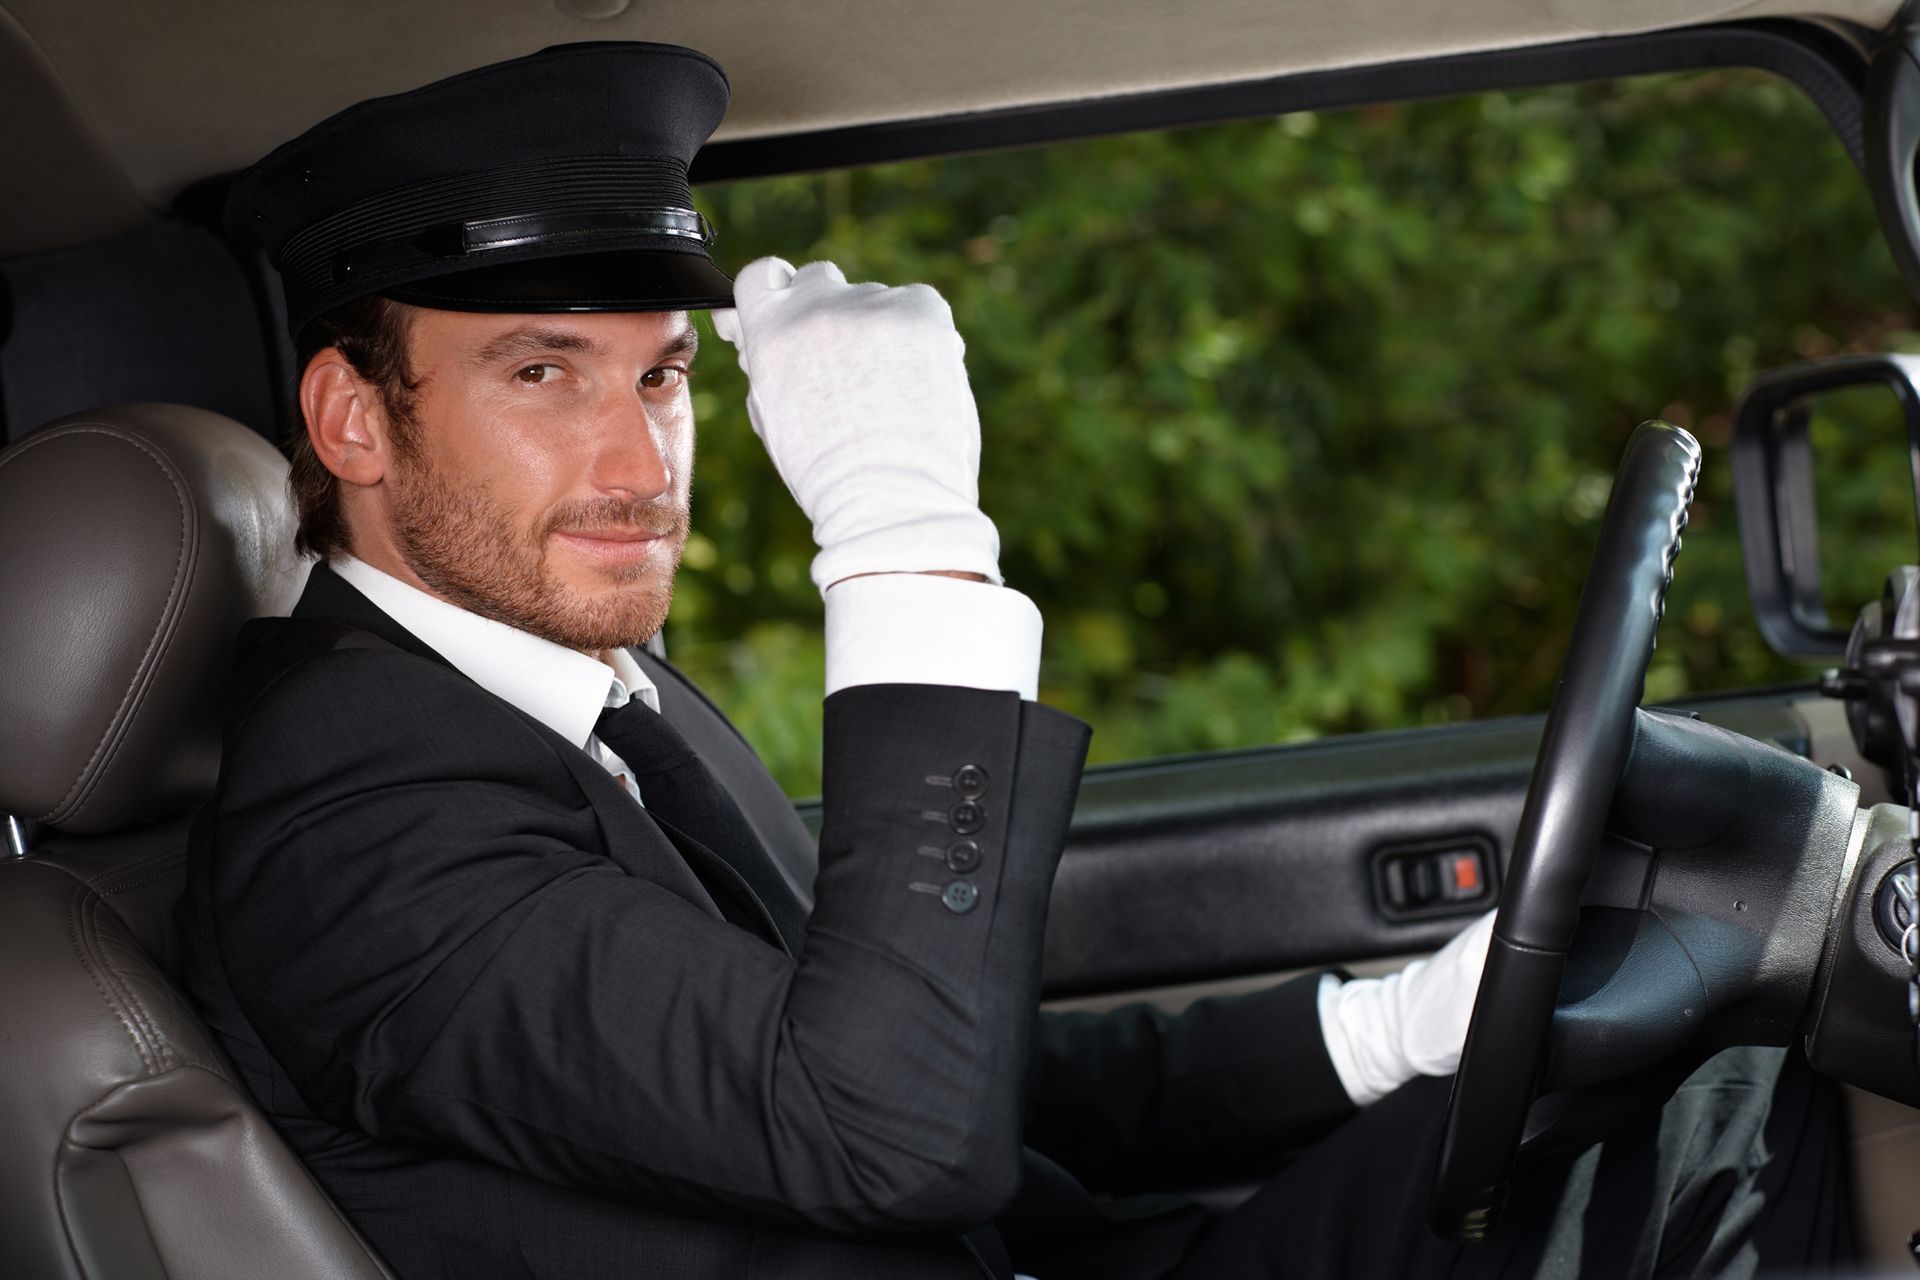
[551,526,678,565]
[559,527,666,542]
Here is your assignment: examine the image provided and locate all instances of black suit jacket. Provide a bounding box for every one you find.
[176,565,1354,1280]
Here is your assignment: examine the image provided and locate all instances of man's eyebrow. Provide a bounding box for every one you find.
[657,321,699,362]
[468,326,604,367]
[466,321,698,368]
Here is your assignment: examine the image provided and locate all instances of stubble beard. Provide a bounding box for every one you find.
[385,439,689,653]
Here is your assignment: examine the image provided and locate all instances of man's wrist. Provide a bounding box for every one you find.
[807,508,1003,594]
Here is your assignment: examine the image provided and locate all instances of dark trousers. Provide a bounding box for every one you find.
[1161,1047,1852,1279]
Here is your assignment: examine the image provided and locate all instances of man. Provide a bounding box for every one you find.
[176,40,1843,1280]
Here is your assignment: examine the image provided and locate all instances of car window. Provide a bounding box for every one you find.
[678,70,1909,796]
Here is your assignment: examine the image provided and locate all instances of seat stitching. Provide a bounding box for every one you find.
[0,423,197,826]
[34,846,182,896]
[81,877,230,1079]
[66,883,157,1076]
[110,898,181,1073]
[91,852,189,897]
[81,891,178,1074]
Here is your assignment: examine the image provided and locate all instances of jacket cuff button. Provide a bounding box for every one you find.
[941,879,979,914]
[950,800,986,834]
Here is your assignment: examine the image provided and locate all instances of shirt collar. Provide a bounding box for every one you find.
[331,555,661,750]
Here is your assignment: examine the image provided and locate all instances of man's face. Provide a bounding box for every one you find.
[375,307,697,652]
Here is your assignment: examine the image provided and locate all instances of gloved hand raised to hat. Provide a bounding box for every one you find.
[712,258,1003,593]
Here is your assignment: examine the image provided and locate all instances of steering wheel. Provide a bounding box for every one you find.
[1430,420,1701,1242]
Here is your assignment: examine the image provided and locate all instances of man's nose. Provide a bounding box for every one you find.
[588,394,674,500]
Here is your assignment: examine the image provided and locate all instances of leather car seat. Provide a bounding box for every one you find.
[0,404,394,1278]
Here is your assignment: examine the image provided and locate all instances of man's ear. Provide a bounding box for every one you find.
[300,350,391,487]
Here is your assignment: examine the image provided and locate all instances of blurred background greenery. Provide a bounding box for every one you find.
[678,70,1916,796]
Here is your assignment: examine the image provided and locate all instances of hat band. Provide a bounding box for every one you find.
[333,206,714,283]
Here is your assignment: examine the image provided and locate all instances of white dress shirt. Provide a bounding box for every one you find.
[333,555,660,801]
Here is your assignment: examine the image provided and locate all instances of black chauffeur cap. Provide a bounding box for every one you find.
[225,41,734,341]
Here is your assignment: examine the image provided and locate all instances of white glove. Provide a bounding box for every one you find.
[711,258,1002,593]
[1316,908,1496,1107]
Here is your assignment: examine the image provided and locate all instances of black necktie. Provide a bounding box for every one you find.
[593,699,808,954]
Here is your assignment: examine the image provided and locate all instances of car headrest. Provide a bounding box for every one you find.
[0,404,306,835]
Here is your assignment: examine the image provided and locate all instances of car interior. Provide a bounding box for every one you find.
[7,1,1920,1276]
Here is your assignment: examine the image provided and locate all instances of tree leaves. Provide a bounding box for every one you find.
[675,71,1911,795]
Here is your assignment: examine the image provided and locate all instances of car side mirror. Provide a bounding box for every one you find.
[1731,354,1920,659]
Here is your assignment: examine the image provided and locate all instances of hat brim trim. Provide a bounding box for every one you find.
[381,249,735,314]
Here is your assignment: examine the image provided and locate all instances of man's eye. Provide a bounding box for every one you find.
[640,366,690,390]
[514,364,561,384]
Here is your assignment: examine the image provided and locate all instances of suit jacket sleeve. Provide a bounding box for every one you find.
[208,646,1090,1236]
[1022,976,1358,1191]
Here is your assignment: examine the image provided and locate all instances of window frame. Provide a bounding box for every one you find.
[693,20,1872,185]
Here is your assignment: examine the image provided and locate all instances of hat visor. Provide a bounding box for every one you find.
[381,248,735,314]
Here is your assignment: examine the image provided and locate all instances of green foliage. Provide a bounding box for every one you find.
[674,71,1913,796]
[1809,384,1920,619]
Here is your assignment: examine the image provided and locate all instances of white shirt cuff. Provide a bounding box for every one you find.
[823,574,1042,700]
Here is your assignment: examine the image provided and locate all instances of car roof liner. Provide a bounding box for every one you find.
[0,0,1897,256]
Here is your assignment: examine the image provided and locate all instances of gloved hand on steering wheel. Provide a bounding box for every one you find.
[1317,909,1496,1106]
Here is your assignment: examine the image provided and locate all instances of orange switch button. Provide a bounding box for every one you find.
[1451,854,1480,894]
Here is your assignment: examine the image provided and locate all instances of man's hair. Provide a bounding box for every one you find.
[288,296,421,558]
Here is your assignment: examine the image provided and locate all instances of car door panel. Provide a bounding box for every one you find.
[1037,691,1815,1000]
